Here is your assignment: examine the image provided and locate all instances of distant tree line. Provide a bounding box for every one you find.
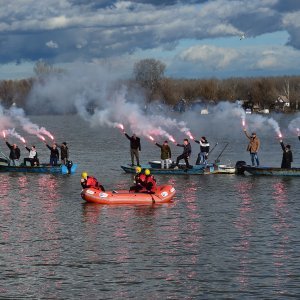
[1,59,300,111]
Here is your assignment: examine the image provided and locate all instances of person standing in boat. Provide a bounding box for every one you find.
[44,141,59,166]
[174,139,192,169]
[155,140,172,169]
[5,139,21,166]
[81,172,105,191]
[243,129,260,166]
[57,142,69,165]
[23,145,39,166]
[124,132,141,166]
[194,136,210,165]
[279,140,293,169]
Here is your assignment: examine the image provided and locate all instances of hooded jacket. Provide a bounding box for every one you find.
[280,142,293,168]
[155,143,171,160]
[244,131,260,153]
[195,139,210,153]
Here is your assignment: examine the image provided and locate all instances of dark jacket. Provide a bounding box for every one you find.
[155,143,171,160]
[280,142,293,169]
[176,143,192,157]
[195,139,210,153]
[59,144,69,160]
[6,142,21,160]
[46,144,59,159]
[125,133,141,150]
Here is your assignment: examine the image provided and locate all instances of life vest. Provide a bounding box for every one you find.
[137,174,146,185]
[145,175,156,190]
[86,176,99,188]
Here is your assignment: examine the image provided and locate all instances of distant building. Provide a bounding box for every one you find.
[274,95,290,111]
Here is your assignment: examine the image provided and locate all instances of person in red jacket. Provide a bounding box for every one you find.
[129,166,145,192]
[81,172,105,191]
[141,169,157,194]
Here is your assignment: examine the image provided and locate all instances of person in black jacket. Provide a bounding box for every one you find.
[58,142,69,165]
[280,140,293,168]
[124,132,141,166]
[5,140,21,166]
[44,142,59,166]
[194,136,210,165]
[174,139,192,169]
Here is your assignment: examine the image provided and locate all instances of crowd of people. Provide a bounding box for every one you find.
[123,129,300,170]
[3,138,69,167]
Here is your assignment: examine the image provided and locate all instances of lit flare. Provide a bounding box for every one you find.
[148,135,155,142]
[186,131,194,140]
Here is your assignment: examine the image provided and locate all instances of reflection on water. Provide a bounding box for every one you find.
[1,115,300,299]
[233,180,254,289]
[272,180,291,296]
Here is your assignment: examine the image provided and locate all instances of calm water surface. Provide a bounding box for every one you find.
[0,115,299,299]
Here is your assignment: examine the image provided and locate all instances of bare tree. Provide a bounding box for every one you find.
[133,59,166,101]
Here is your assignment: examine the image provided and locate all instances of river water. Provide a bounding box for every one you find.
[0,115,299,299]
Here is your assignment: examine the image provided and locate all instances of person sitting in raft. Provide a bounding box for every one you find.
[155,140,172,169]
[174,139,192,169]
[5,139,21,166]
[280,139,293,169]
[81,172,105,191]
[44,141,59,166]
[24,145,39,166]
[194,136,210,165]
[141,169,157,194]
[129,166,145,192]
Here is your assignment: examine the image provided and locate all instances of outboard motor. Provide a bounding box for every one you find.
[235,161,247,175]
[66,160,73,174]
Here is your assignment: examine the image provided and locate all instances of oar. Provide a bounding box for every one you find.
[208,142,218,155]
[0,150,10,162]
[214,142,229,163]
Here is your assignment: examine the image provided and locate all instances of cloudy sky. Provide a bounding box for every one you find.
[1,0,300,79]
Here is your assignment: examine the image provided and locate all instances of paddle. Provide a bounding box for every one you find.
[215,142,229,163]
[208,142,218,155]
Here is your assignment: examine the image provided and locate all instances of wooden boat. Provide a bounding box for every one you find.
[121,164,205,175]
[241,165,300,176]
[81,185,176,205]
[0,163,77,174]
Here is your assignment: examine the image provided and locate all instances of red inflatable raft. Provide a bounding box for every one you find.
[81,185,176,205]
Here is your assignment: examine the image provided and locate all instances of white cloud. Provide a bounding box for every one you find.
[46,40,59,49]
[0,0,300,78]
[180,45,239,69]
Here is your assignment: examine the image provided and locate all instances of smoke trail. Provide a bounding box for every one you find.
[8,106,54,140]
[267,118,282,136]
[3,128,26,144]
[74,86,179,141]
[288,114,300,134]
[0,104,15,131]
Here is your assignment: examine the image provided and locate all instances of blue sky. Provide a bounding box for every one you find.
[1,0,300,79]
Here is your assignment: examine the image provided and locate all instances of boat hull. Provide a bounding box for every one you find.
[243,166,300,176]
[0,163,77,174]
[121,164,205,175]
[81,185,176,205]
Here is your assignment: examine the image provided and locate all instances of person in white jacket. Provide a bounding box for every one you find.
[194,137,210,165]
